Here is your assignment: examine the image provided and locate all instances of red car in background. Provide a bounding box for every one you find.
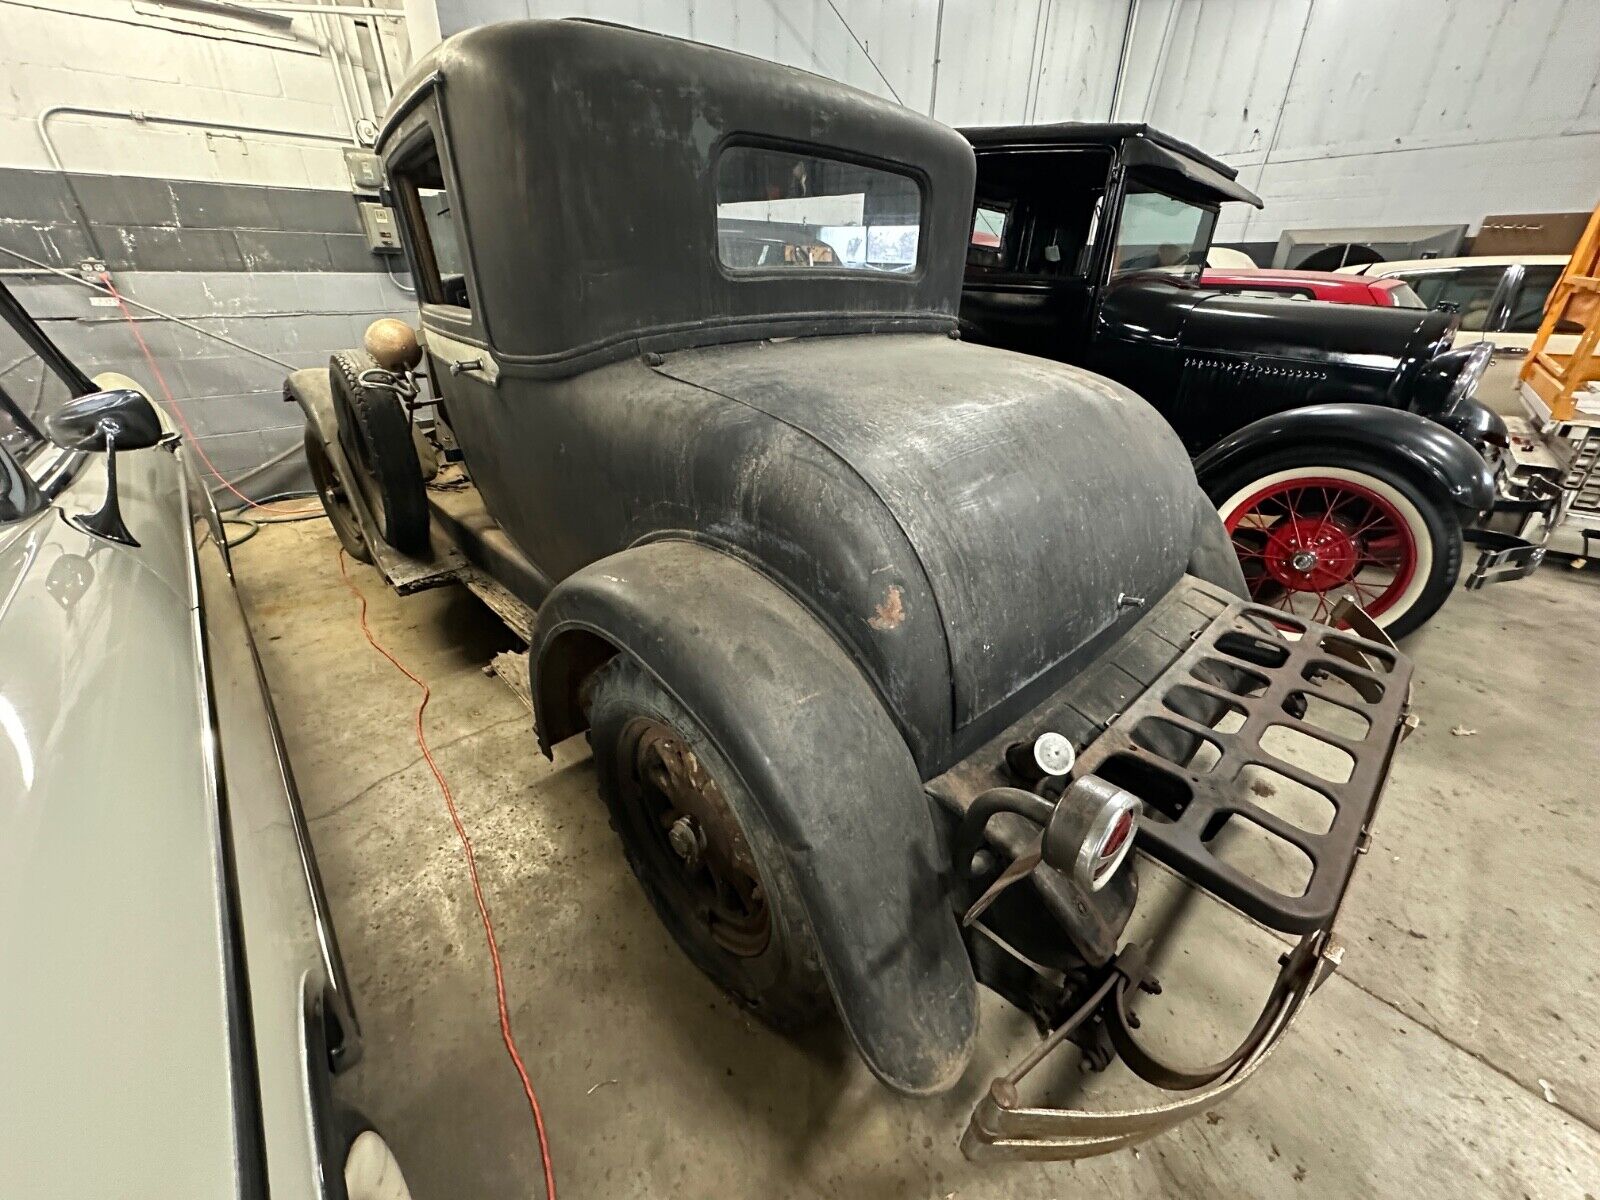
[1200,267,1426,308]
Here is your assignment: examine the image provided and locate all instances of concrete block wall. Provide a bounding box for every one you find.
[2,0,408,506]
[14,271,416,503]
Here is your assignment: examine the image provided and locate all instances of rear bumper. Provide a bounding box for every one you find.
[930,581,1415,1161]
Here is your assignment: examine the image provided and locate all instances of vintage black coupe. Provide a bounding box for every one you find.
[959,122,1526,637]
[291,20,1416,1161]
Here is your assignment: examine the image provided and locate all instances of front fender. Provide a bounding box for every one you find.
[532,539,979,1095]
[1192,402,1494,512]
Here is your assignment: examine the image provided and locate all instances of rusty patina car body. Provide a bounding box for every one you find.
[288,19,1415,1160]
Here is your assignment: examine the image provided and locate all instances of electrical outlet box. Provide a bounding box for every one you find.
[358,202,402,253]
[344,147,384,193]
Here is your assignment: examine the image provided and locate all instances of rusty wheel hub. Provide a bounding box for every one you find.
[625,720,771,958]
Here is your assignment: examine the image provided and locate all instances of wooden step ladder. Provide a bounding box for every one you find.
[1521,201,1600,421]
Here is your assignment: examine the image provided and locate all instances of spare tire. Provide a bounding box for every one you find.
[329,350,429,555]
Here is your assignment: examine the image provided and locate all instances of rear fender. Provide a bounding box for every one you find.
[1192,402,1494,513]
[282,363,385,541]
[532,540,979,1095]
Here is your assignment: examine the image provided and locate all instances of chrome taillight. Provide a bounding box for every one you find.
[1052,775,1142,892]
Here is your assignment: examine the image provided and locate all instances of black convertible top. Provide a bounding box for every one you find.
[379,19,976,374]
[961,121,1264,209]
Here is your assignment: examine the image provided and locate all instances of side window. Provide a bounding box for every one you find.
[1506,265,1564,333]
[392,138,470,310]
[967,148,1111,281]
[1400,266,1505,331]
[968,204,1010,271]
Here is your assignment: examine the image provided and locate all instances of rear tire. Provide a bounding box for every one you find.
[586,655,831,1030]
[1207,447,1461,639]
[329,351,429,556]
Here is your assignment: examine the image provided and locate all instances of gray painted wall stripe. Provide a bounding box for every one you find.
[1,168,388,274]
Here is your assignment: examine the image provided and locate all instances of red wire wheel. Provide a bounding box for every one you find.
[1224,474,1419,624]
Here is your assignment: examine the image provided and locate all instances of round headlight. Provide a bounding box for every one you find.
[1415,340,1493,412]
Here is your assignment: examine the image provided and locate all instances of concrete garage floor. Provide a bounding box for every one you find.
[236,519,1600,1199]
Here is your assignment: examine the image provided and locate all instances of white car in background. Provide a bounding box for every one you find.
[1338,255,1578,406]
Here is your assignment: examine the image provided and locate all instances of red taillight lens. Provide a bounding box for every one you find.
[1065,778,1141,892]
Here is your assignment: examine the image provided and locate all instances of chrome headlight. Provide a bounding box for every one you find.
[1414,340,1493,413]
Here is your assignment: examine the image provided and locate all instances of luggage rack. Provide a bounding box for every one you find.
[960,597,1417,1162]
[1072,599,1415,933]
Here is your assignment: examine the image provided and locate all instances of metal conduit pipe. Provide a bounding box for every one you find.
[231,2,404,16]
[37,104,357,262]
[314,10,365,139]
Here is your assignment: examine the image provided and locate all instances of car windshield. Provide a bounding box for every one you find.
[716,146,922,273]
[1112,186,1216,278]
[0,304,71,467]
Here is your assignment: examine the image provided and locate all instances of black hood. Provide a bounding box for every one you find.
[1087,276,1462,450]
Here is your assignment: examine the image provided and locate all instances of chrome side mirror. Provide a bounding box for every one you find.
[44,389,163,546]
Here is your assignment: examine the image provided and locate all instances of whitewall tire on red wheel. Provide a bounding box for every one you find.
[1209,451,1462,639]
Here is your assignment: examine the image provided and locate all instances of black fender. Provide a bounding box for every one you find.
[532,539,978,1096]
[283,365,342,452]
[1435,395,1509,458]
[283,362,387,546]
[1191,402,1494,513]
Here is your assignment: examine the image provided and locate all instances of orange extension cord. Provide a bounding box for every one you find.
[338,549,558,1200]
[99,272,318,517]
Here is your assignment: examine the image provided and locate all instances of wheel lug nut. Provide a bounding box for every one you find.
[668,816,702,868]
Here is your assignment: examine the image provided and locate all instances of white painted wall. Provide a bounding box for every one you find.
[428,0,1132,127]
[1115,0,1600,244]
[0,0,405,189]
[426,0,1598,247]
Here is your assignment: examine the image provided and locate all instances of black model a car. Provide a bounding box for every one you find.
[959,122,1529,638]
[291,20,1415,1162]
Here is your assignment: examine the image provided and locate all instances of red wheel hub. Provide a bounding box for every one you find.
[1260,513,1361,592]
[1225,476,1418,623]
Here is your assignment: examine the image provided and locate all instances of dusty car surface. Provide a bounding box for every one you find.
[290,19,1417,1160]
[0,280,409,1200]
[958,122,1547,635]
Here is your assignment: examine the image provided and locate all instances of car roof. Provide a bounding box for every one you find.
[1341,254,1570,276]
[960,121,1263,209]
[379,19,974,374]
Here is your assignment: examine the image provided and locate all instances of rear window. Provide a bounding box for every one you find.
[1378,281,1426,309]
[716,146,921,273]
